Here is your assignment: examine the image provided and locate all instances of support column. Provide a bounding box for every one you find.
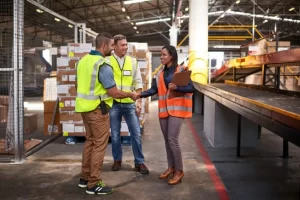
[188,0,208,84]
[169,24,178,47]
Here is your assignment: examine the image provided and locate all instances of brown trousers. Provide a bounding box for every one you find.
[80,109,110,188]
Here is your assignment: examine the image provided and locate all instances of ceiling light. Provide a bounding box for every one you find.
[136,31,139,33]
[263,19,268,23]
[289,7,295,11]
[136,18,171,25]
[124,0,151,4]
[131,22,134,25]
[127,16,131,19]
[54,18,61,22]
[68,24,73,28]
[236,0,240,4]
[133,26,137,29]
[185,7,189,12]
[36,9,43,13]
[122,7,126,12]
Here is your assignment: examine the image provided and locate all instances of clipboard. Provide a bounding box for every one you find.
[171,70,192,86]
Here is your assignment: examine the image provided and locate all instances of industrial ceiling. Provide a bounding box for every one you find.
[2,0,300,47]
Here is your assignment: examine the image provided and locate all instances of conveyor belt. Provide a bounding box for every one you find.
[212,83,300,116]
[193,82,300,147]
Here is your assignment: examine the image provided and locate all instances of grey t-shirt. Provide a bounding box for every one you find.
[98,63,116,89]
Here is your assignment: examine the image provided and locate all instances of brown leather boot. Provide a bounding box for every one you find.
[111,161,122,171]
[159,167,175,179]
[168,171,184,185]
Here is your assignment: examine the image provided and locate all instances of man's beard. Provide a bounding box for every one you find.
[104,49,112,56]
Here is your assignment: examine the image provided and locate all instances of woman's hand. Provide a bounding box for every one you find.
[168,83,177,91]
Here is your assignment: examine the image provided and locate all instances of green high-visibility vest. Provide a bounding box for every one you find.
[107,55,137,103]
[75,54,113,112]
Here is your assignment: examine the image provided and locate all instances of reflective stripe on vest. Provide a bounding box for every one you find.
[77,93,110,100]
[157,65,193,118]
[77,58,111,100]
[116,85,134,91]
[75,54,113,112]
[159,106,193,113]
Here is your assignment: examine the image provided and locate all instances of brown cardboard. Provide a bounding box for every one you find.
[57,85,76,97]
[44,101,58,113]
[59,97,76,111]
[44,113,60,125]
[69,59,79,69]
[120,132,130,136]
[60,111,82,122]
[62,122,85,136]
[0,105,8,123]
[136,50,148,59]
[0,96,9,105]
[24,113,38,135]
[57,70,76,84]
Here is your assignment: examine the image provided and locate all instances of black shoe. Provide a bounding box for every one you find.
[78,178,88,188]
[86,181,114,195]
[135,163,150,174]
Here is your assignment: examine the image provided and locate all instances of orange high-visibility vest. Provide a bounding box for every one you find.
[157,65,193,118]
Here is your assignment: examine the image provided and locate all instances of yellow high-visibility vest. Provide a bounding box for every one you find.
[75,54,113,112]
[106,55,137,103]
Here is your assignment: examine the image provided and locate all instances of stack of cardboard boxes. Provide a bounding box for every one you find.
[56,43,93,137]
[43,77,61,135]
[129,43,152,131]
[43,42,153,138]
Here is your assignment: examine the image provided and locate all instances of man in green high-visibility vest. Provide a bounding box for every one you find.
[75,32,139,195]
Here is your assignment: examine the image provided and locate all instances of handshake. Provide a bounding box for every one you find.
[129,91,141,101]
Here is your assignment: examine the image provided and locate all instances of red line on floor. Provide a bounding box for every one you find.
[186,119,230,200]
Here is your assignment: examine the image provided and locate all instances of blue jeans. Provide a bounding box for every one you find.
[109,103,145,164]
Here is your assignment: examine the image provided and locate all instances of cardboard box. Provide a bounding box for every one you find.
[136,50,148,60]
[57,57,69,68]
[43,123,62,135]
[60,111,82,122]
[120,132,130,136]
[44,101,59,113]
[0,96,9,106]
[57,85,76,96]
[0,105,8,123]
[57,70,76,84]
[59,97,76,111]
[24,113,37,135]
[44,112,60,125]
[62,122,86,136]
[141,74,149,82]
[69,59,78,69]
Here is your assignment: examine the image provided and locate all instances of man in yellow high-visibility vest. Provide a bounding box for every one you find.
[75,32,139,195]
[106,35,149,174]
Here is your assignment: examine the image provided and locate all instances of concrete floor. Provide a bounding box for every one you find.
[0,100,299,200]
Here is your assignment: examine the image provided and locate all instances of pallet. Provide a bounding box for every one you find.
[65,136,132,145]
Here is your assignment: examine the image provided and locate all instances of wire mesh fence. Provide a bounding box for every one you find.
[0,0,98,162]
[0,0,24,162]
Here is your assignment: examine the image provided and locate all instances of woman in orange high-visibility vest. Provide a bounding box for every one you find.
[138,45,194,185]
